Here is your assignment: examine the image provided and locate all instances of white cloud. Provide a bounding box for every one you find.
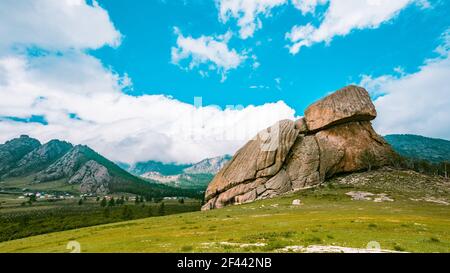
[286,0,420,54]
[0,54,296,163]
[213,1,430,56]
[0,2,297,164]
[291,0,328,15]
[216,0,287,39]
[360,29,450,140]
[0,0,121,51]
[171,27,246,81]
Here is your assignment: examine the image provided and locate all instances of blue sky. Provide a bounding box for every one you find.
[92,0,449,114]
[0,0,449,164]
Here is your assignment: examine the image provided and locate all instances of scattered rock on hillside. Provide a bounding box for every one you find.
[203,85,395,210]
[346,191,393,202]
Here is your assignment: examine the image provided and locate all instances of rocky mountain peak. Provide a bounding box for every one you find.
[0,135,41,176]
[183,155,232,175]
[34,144,94,183]
[2,139,73,178]
[202,85,395,210]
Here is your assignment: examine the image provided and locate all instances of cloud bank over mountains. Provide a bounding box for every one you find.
[0,0,296,164]
[0,0,448,165]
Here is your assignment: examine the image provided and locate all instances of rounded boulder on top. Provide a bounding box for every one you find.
[202,85,396,210]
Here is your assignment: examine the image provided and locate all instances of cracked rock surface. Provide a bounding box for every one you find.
[202,85,395,210]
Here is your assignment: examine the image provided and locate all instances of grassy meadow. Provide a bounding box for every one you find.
[0,169,449,253]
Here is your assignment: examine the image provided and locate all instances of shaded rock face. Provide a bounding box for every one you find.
[34,145,90,183]
[0,135,41,176]
[204,120,299,209]
[3,140,73,178]
[69,160,110,195]
[202,86,395,210]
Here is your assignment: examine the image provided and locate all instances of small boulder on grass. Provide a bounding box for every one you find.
[292,199,301,206]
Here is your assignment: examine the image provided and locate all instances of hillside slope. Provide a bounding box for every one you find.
[385,134,450,163]
[183,155,231,174]
[126,156,230,190]
[0,136,197,198]
[1,169,448,253]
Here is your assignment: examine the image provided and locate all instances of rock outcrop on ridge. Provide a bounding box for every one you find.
[0,135,41,176]
[202,85,395,210]
[3,140,73,178]
[69,160,111,195]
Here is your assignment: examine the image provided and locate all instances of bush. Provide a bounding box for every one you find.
[359,149,377,171]
[393,244,405,251]
[121,206,134,220]
[429,237,440,243]
[158,202,165,216]
[181,245,193,252]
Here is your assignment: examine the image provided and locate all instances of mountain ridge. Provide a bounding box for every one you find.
[123,155,231,190]
[384,134,450,163]
[0,136,199,198]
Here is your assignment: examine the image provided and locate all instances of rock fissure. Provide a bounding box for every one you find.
[202,86,396,210]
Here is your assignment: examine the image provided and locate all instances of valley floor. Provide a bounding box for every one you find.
[0,169,449,253]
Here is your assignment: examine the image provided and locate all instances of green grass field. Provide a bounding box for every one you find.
[0,195,201,242]
[0,169,449,253]
[0,175,78,194]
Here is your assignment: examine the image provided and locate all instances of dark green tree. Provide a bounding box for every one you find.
[108,197,116,207]
[388,152,404,169]
[103,207,111,218]
[121,205,134,220]
[158,202,165,216]
[29,194,37,203]
[147,206,153,217]
[100,197,107,207]
[359,149,377,172]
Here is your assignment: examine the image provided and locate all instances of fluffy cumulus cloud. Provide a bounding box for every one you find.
[0,55,295,163]
[286,0,424,54]
[0,1,297,164]
[171,28,246,81]
[216,0,287,39]
[214,1,429,55]
[360,29,450,140]
[0,0,122,51]
[291,0,328,15]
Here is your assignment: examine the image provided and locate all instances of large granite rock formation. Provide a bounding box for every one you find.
[304,85,377,132]
[202,85,395,210]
